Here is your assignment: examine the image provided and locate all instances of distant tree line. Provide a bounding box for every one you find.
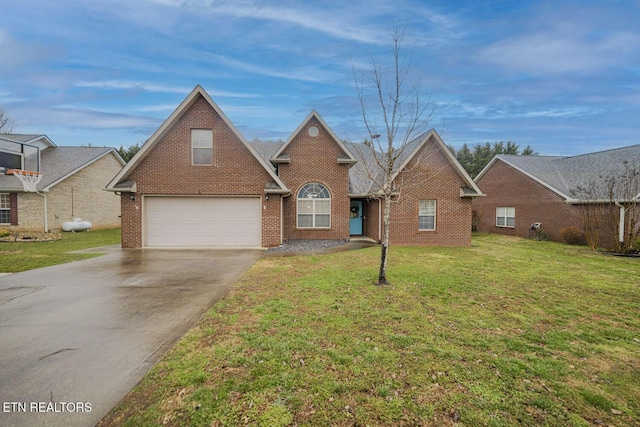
[117,143,143,163]
[448,141,537,178]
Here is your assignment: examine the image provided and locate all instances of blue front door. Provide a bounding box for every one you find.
[350,200,363,235]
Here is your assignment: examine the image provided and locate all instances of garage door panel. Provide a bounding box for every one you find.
[144,197,261,247]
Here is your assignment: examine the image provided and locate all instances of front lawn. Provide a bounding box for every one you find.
[100,234,639,426]
[0,228,121,273]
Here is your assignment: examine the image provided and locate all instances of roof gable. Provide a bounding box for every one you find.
[0,146,123,192]
[0,134,56,149]
[41,147,124,190]
[476,144,640,202]
[270,111,357,165]
[394,130,482,196]
[106,85,288,193]
[349,129,483,197]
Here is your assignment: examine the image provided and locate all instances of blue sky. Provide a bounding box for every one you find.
[1,0,639,155]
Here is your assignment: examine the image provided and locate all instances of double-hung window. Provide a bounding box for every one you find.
[191,129,213,165]
[418,199,436,230]
[297,183,330,228]
[0,193,10,224]
[496,207,515,227]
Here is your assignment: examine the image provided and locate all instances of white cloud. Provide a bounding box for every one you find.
[435,97,599,121]
[143,0,385,44]
[13,103,160,131]
[50,107,160,130]
[0,28,53,76]
[74,80,192,94]
[134,104,181,113]
[75,80,261,99]
[209,54,340,83]
[521,107,599,119]
[477,29,640,75]
[470,2,640,76]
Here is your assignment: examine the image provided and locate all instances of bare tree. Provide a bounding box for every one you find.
[570,181,605,250]
[353,26,435,285]
[571,161,640,253]
[0,108,15,133]
[607,161,640,253]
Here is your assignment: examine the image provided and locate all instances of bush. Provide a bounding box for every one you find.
[0,229,10,238]
[560,226,586,245]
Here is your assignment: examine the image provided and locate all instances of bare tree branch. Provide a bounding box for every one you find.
[0,108,15,133]
[353,25,436,285]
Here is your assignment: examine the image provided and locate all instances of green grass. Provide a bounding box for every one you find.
[0,228,121,272]
[100,234,639,427]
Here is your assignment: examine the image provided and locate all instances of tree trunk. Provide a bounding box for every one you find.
[378,195,392,285]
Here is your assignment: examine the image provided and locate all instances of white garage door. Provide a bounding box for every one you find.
[144,197,261,247]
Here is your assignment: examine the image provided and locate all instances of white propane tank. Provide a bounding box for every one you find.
[62,218,92,232]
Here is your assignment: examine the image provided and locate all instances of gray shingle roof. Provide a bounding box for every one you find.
[0,134,42,143]
[40,147,117,189]
[345,142,384,194]
[248,141,282,172]
[0,146,119,191]
[0,174,24,191]
[249,139,379,194]
[491,144,640,200]
[248,131,483,198]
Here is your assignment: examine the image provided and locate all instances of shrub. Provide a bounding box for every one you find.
[560,226,586,245]
[0,229,10,238]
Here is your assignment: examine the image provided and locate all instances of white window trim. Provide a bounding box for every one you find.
[0,193,11,225]
[496,206,515,228]
[0,148,24,170]
[418,199,436,231]
[191,129,213,166]
[296,183,331,229]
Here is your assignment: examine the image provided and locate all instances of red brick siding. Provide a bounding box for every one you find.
[278,117,351,240]
[387,139,473,246]
[473,159,582,241]
[120,195,140,248]
[121,94,281,248]
[262,194,283,247]
[362,198,380,242]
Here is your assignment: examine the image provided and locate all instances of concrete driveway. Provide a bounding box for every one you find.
[0,248,262,427]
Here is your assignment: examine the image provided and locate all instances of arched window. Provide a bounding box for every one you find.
[297,183,331,228]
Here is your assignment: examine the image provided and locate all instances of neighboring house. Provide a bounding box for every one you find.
[0,134,125,232]
[106,85,483,249]
[473,145,640,247]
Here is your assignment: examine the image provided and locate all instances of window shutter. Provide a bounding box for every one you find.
[10,193,18,225]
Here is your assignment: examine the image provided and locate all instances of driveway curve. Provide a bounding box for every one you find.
[0,248,261,427]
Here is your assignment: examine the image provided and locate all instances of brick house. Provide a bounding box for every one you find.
[473,145,640,248]
[0,134,125,232]
[106,85,483,248]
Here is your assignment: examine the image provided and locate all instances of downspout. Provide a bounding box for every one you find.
[36,191,48,233]
[615,201,625,244]
[36,180,48,233]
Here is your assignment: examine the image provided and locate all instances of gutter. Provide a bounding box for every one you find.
[41,193,48,233]
[565,198,636,205]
